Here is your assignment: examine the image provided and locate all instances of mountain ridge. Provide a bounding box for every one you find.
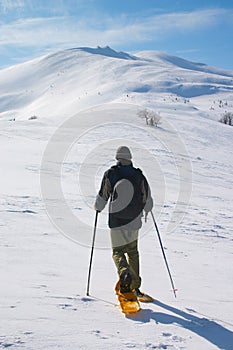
[0,46,233,121]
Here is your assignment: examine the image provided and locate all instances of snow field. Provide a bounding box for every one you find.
[0,47,233,349]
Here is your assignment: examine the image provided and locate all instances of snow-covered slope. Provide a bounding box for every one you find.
[0,46,233,122]
[0,47,233,349]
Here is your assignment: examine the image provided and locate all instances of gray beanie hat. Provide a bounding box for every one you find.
[115,146,132,160]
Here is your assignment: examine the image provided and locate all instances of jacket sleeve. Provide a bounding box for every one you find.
[94,171,112,212]
[142,175,153,213]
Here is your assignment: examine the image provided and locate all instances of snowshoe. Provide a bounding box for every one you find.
[134,288,154,303]
[115,280,140,314]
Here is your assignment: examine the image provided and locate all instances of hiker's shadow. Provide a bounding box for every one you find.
[127,299,233,350]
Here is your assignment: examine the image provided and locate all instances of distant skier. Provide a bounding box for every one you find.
[94,146,153,297]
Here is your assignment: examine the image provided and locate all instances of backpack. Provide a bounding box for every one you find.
[109,167,144,226]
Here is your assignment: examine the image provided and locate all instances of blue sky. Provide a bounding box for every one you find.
[0,0,233,70]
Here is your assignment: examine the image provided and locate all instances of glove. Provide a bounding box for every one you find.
[94,194,107,213]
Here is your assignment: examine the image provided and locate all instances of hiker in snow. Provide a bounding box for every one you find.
[94,146,153,296]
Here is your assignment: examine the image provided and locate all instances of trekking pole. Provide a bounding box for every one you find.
[150,211,177,298]
[86,211,99,296]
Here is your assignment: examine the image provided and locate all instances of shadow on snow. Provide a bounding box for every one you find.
[127,299,233,350]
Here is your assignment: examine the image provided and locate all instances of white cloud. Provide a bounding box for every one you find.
[0,0,96,16]
[0,8,232,54]
[176,49,200,54]
[128,8,233,40]
[0,0,25,13]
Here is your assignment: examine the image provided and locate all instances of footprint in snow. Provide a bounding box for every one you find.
[91,330,109,340]
[145,343,169,349]
[5,209,37,214]
[58,303,77,311]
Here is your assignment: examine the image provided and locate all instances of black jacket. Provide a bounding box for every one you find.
[95,161,153,229]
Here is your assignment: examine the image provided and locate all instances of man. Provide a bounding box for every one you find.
[94,146,153,297]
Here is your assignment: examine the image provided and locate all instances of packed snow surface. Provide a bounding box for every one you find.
[0,47,233,349]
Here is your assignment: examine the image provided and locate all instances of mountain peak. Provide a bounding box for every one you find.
[69,46,137,60]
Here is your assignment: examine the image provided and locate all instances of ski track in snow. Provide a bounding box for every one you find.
[0,48,233,349]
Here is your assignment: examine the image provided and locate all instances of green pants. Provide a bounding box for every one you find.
[111,229,141,290]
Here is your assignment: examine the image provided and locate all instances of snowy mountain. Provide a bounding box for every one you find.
[0,46,233,122]
[0,47,233,349]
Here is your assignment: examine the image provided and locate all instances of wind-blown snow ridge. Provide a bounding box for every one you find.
[135,50,233,78]
[156,51,233,78]
[69,46,138,60]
